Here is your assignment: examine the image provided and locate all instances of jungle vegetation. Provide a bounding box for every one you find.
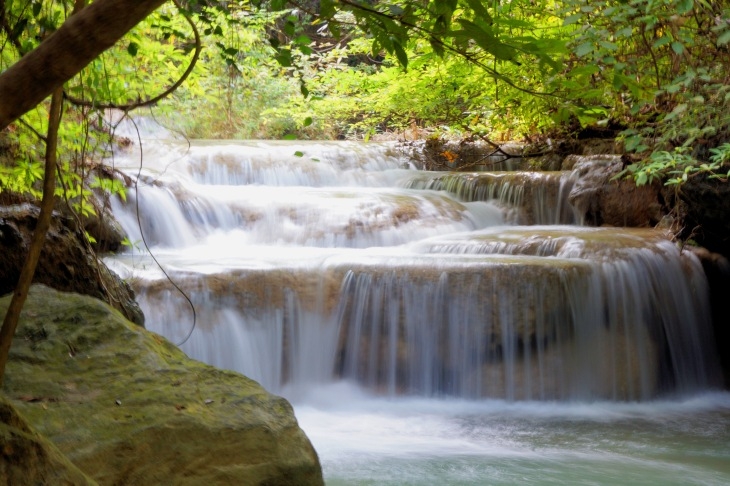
[2,1,730,179]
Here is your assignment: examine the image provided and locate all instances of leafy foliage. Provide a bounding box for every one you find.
[557,0,730,149]
[1,0,729,194]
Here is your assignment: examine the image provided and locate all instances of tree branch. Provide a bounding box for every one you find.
[64,0,201,111]
[330,0,555,97]
[0,0,169,129]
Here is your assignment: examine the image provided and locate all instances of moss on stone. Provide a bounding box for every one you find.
[1,285,323,486]
[0,396,98,485]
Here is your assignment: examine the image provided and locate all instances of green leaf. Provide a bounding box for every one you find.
[303,117,313,127]
[599,41,618,51]
[676,0,694,15]
[270,0,287,10]
[671,41,684,55]
[283,134,297,140]
[575,42,593,57]
[652,36,671,49]
[624,134,643,152]
[570,65,600,77]
[284,20,295,37]
[388,5,404,16]
[718,29,730,46]
[466,0,493,24]
[320,0,335,18]
[455,19,496,45]
[616,27,633,38]
[127,42,139,57]
[563,14,582,26]
[276,49,292,67]
[434,0,457,16]
[10,18,27,39]
[430,39,445,57]
[295,35,312,46]
[294,151,304,157]
[392,40,408,68]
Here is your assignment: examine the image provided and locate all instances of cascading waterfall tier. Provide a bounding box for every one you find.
[404,171,578,225]
[107,140,721,401]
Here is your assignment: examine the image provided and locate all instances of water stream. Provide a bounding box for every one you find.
[106,136,730,484]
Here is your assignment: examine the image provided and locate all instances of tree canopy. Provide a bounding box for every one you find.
[2,0,727,147]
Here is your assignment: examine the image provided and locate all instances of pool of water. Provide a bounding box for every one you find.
[290,384,730,485]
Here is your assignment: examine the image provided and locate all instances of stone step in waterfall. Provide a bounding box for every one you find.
[112,227,720,401]
[106,140,722,402]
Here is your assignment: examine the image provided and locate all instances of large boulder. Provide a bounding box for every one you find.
[670,174,730,256]
[0,203,143,325]
[1,286,323,486]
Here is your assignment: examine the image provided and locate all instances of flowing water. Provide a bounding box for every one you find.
[106,136,730,485]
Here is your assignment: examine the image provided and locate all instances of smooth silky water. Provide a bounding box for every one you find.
[105,134,730,485]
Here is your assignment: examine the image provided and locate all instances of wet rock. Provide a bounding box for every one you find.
[59,198,127,253]
[468,323,659,400]
[1,285,324,486]
[416,139,530,171]
[568,155,665,226]
[687,247,730,387]
[0,396,97,485]
[0,203,143,325]
[671,174,730,256]
[577,138,623,155]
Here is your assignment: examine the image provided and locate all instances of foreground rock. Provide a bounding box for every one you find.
[1,286,323,486]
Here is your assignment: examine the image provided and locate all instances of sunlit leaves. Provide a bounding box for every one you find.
[558,0,730,165]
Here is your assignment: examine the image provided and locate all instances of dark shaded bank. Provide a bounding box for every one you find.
[0,203,143,325]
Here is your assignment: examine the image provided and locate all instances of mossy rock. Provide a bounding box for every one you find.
[0,396,97,485]
[1,285,323,486]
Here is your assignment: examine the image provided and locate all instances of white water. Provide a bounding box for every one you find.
[295,385,730,485]
[106,135,730,484]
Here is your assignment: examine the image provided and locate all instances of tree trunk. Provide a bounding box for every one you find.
[0,88,63,384]
[0,0,167,130]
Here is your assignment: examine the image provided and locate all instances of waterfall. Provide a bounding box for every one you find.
[107,139,721,401]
